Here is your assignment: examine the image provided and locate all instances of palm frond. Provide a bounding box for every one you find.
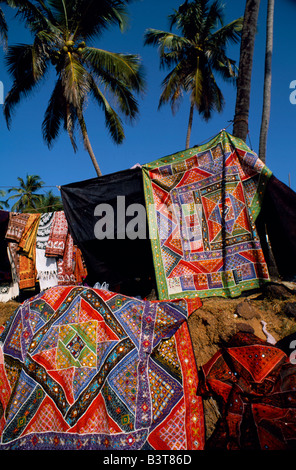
[4,43,48,126]
[209,52,238,83]
[34,190,63,212]
[210,17,243,46]
[203,0,224,36]
[197,67,224,120]
[64,103,78,152]
[88,74,125,144]
[83,47,145,93]
[42,77,67,147]
[5,42,47,80]
[158,62,187,112]
[169,0,207,40]
[144,29,190,69]
[61,51,89,107]
[94,73,139,121]
[193,62,203,107]
[0,7,8,46]
[65,0,129,40]
[46,0,69,24]
[5,0,59,34]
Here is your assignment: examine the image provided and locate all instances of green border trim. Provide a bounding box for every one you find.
[142,131,226,171]
[142,166,170,300]
[166,278,270,300]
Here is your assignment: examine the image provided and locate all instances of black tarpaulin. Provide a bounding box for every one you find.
[0,211,12,283]
[60,168,156,297]
[256,175,296,281]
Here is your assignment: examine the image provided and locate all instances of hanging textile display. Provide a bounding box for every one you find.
[0,244,19,302]
[73,246,88,285]
[2,210,87,297]
[35,212,58,291]
[0,211,13,285]
[5,212,30,243]
[56,233,76,285]
[0,210,21,301]
[0,285,204,450]
[255,175,296,281]
[61,168,156,298]
[18,213,41,290]
[45,211,68,257]
[142,131,271,300]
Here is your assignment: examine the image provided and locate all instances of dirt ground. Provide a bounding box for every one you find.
[1,281,296,442]
[189,283,296,368]
[188,281,296,438]
[0,300,20,328]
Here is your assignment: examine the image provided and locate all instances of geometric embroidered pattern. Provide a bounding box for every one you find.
[199,332,293,450]
[143,131,272,300]
[158,400,187,450]
[0,286,204,450]
[57,321,97,369]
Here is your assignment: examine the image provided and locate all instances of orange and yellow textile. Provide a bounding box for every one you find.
[18,214,41,289]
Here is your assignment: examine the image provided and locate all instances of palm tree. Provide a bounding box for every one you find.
[232,0,261,141]
[2,0,145,177]
[34,189,63,212]
[144,0,243,149]
[259,0,274,163]
[7,174,45,212]
[0,5,8,47]
[0,189,9,209]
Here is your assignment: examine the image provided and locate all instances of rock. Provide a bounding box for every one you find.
[236,300,260,320]
[235,322,255,334]
[283,302,296,318]
[264,283,292,300]
[282,281,296,293]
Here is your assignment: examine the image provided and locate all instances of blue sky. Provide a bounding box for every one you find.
[0,0,296,206]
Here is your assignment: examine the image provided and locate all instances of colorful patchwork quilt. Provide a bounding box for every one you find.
[143,131,272,300]
[0,286,204,450]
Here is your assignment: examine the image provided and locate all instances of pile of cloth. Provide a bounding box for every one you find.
[0,286,204,450]
[1,284,296,450]
[0,210,87,302]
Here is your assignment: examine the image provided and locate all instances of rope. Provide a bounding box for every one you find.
[247,130,253,150]
[28,203,63,213]
[0,185,61,189]
[193,121,233,147]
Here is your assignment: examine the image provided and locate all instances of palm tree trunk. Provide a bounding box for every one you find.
[233,0,261,141]
[82,130,103,177]
[186,102,194,149]
[77,109,102,177]
[259,0,274,164]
